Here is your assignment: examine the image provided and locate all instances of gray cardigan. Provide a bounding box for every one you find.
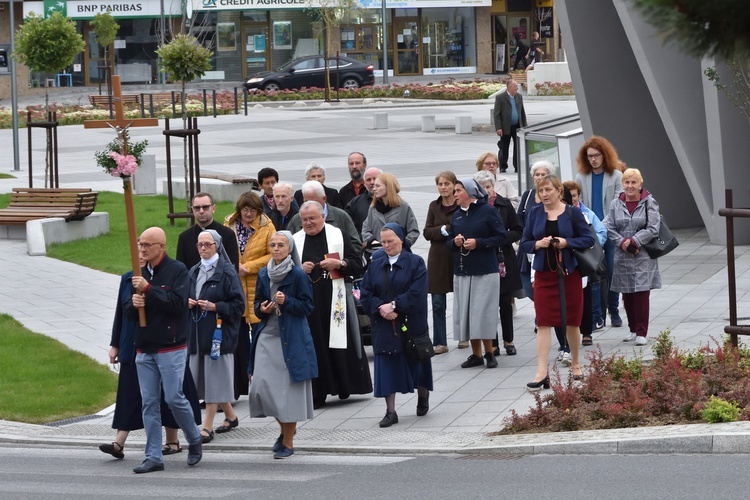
[575,169,623,218]
[361,199,420,249]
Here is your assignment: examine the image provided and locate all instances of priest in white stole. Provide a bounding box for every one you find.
[294,201,373,409]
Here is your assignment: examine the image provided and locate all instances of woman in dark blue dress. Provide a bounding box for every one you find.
[360,223,433,428]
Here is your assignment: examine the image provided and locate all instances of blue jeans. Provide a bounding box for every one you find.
[136,349,201,464]
[591,281,603,323]
[431,293,448,346]
[603,239,619,313]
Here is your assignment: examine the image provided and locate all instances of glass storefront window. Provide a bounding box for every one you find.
[340,24,383,69]
[421,7,476,70]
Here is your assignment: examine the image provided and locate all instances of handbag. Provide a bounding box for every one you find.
[642,199,679,259]
[568,207,606,280]
[404,326,435,362]
[381,266,434,362]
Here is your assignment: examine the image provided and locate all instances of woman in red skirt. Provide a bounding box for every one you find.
[519,175,594,390]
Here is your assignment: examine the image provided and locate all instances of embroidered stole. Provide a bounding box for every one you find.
[293,225,347,349]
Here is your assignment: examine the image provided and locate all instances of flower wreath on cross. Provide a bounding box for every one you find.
[95,130,148,178]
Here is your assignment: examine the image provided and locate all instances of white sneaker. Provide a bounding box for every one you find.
[635,336,648,346]
[560,351,572,366]
[623,332,637,342]
[556,350,565,362]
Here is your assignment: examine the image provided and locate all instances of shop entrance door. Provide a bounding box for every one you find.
[393,18,421,76]
[491,16,508,73]
[83,23,114,86]
[242,23,270,80]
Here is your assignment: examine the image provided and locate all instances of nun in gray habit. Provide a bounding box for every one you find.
[448,178,507,369]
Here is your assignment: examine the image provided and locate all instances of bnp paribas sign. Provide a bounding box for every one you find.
[25,0,182,19]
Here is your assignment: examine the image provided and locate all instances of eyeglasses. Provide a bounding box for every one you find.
[192,204,212,212]
[482,161,498,166]
[240,207,258,213]
[196,242,216,249]
[137,242,160,249]
[587,153,603,160]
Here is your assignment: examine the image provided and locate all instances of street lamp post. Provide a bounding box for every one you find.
[381,0,387,84]
[10,0,20,171]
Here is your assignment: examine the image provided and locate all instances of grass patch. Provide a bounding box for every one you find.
[0,191,237,275]
[0,314,118,424]
[0,173,16,179]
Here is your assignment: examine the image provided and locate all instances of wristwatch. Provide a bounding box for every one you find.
[340,260,346,269]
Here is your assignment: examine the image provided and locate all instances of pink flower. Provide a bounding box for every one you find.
[108,151,139,177]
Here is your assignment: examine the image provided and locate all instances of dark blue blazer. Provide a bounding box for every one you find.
[111,271,137,364]
[360,250,428,355]
[250,265,318,383]
[520,204,595,273]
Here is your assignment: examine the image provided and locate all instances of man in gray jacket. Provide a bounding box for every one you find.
[493,80,528,173]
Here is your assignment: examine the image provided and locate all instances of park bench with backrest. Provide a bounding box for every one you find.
[0,188,99,225]
[89,94,140,107]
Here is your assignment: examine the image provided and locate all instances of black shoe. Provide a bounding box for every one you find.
[214,417,239,434]
[526,376,550,392]
[611,310,623,328]
[338,393,350,401]
[416,394,429,417]
[187,441,202,466]
[582,336,593,346]
[200,428,214,444]
[313,398,326,410]
[505,344,517,356]
[484,352,498,368]
[162,442,182,455]
[379,411,399,428]
[272,434,284,453]
[133,459,164,474]
[492,348,501,356]
[99,442,124,459]
[460,354,484,368]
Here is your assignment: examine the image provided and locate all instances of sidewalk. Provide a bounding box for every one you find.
[1,97,749,455]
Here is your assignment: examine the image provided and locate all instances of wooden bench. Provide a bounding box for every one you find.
[89,94,140,108]
[141,92,183,107]
[0,188,99,225]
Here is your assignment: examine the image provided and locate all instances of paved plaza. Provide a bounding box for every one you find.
[1,90,750,454]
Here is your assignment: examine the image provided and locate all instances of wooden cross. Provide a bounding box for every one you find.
[84,75,159,326]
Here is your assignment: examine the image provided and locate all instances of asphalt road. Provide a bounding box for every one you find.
[1,444,747,499]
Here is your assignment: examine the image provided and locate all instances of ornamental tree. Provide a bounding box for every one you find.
[156,34,213,207]
[13,12,85,110]
[632,0,750,123]
[13,11,85,186]
[90,12,120,96]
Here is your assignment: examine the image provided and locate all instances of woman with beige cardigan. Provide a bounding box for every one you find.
[224,191,276,399]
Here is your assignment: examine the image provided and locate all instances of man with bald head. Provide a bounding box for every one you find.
[125,227,202,474]
[493,79,527,173]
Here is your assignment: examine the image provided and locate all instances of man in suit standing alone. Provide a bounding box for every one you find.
[493,79,527,173]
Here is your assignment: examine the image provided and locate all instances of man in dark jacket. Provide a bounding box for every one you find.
[176,192,239,271]
[268,181,298,231]
[493,79,528,173]
[345,166,381,235]
[126,227,202,473]
[338,152,367,208]
[294,163,342,209]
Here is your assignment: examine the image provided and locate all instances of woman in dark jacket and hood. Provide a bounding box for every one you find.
[448,178,507,370]
[361,223,433,428]
[188,229,246,443]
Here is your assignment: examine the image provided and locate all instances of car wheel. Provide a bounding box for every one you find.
[342,78,360,90]
[263,82,281,92]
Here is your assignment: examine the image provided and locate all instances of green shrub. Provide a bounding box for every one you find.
[700,396,741,423]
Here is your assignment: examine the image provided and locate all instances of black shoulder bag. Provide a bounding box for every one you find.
[641,198,679,259]
[568,206,606,280]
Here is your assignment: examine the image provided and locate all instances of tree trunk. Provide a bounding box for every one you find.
[181,81,189,214]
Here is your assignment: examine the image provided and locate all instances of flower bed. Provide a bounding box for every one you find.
[0,78,508,129]
[498,331,750,434]
[534,81,575,96]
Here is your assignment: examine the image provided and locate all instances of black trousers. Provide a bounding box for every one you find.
[498,124,520,172]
